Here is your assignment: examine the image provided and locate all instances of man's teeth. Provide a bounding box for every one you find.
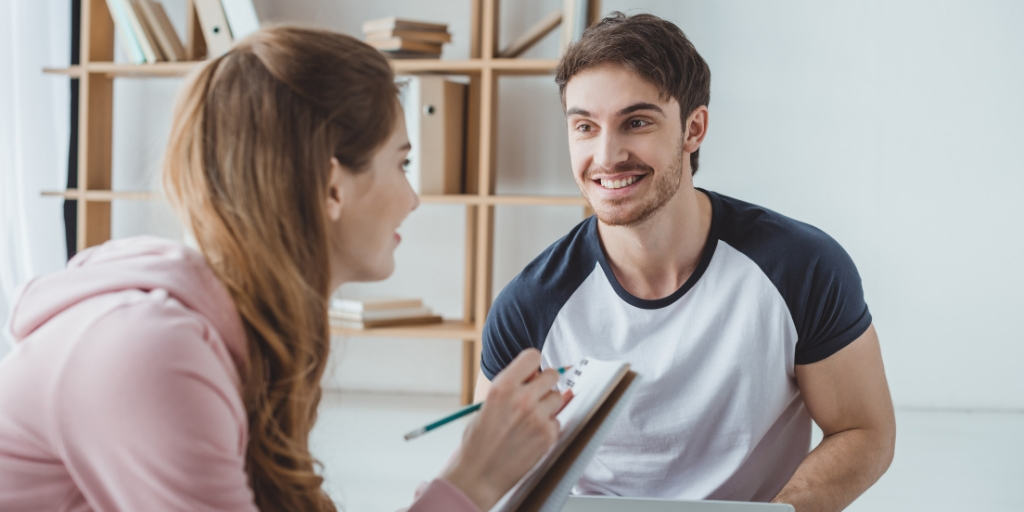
[600,175,641,189]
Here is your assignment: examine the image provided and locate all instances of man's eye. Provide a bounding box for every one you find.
[629,119,650,129]
[401,158,411,172]
[576,123,592,133]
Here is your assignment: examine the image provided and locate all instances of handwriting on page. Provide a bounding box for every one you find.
[560,358,588,390]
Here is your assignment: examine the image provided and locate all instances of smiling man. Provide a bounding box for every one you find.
[475,12,895,512]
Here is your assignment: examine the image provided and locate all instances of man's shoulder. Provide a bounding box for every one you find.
[707,190,870,363]
[482,216,603,378]
[502,215,601,299]
[708,190,848,271]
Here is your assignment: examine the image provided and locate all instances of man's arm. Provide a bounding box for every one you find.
[772,324,895,511]
[474,369,493,402]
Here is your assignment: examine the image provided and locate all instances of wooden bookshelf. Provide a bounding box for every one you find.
[47,0,600,404]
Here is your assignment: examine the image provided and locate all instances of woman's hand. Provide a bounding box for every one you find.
[441,349,563,511]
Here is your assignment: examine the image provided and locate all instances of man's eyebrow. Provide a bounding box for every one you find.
[565,103,664,118]
[398,142,412,151]
[617,102,664,116]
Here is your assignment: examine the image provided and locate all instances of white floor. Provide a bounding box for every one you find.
[310,391,1024,512]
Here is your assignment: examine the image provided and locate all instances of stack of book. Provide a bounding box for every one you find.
[330,297,443,329]
[362,17,451,59]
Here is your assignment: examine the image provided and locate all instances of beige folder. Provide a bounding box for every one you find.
[136,0,186,61]
[123,0,161,62]
[193,0,234,57]
[398,76,467,195]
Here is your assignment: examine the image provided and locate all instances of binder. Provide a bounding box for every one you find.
[398,76,466,195]
[104,0,146,63]
[127,0,165,62]
[192,0,234,57]
[136,0,186,61]
[220,0,260,40]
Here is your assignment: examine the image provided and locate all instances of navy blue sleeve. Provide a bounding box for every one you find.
[710,191,872,365]
[788,231,872,364]
[480,281,540,380]
[481,217,600,380]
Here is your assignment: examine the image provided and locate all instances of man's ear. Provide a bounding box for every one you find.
[683,106,709,154]
[326,157,347,221]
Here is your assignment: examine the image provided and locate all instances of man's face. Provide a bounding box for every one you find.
[564,64,688,227]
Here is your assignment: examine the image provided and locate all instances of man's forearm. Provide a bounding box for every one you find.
[772,426,895,512]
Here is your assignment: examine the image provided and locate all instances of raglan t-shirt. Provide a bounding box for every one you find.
[481,189,872,501]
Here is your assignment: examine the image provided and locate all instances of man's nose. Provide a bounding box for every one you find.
[592,132,628,171]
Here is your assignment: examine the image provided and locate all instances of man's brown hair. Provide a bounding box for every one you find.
[556,12,711,174]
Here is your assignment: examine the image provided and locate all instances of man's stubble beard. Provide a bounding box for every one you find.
[587,141,686,227]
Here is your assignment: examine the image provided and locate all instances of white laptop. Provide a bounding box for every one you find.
[562,496,795,511]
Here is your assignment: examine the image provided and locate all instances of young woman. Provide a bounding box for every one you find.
[0,26,563,511]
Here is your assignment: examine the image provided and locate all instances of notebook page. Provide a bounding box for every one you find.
[490,357,629,512]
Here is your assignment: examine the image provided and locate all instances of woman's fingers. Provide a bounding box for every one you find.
[536,389,565,421]
[493,349,543,387]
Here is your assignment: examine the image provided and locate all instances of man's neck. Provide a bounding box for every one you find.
[596,187,712,300]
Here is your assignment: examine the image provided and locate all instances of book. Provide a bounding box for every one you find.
[364,28,452,45]
[333,315,443,329]
[560,0,592,51]
[361,17,448,34]
[136,0,186,61]
[499,9,562,58]
[492,357,636,511]
[220,0,260,40]
[193,0,234,57]
[366,37,443,55]
[104,0,146,64]
[331,297,424,313]
[398,76,466,194]
[127,0,166,62]
[330,306,435,322]
[379,50,441,60]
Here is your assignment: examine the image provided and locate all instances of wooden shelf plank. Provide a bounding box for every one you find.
[86,61,201,77]
[43,66,82,77]
[41,189,156,201]
[43,190,585,206]
[418,194,586,206]
[490,58,558,75]
[390,59,485,74]
[330,319,478,340]
[43,58,558,79]
[486,194,585,206]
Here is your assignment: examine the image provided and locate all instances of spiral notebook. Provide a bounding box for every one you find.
[490,357,637,512]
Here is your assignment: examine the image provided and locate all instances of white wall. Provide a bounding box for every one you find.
[108,0,1024,410]
[619,0,1024,411]
[1,0,70,359]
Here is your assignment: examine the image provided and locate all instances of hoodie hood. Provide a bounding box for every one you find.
[8,237,248,371]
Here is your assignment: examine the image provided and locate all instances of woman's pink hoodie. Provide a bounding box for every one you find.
[0,237,476,511]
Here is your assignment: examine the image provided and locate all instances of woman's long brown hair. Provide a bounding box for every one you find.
[162,26,399,510]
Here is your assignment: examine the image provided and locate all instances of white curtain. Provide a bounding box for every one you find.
[0,0,70,355]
